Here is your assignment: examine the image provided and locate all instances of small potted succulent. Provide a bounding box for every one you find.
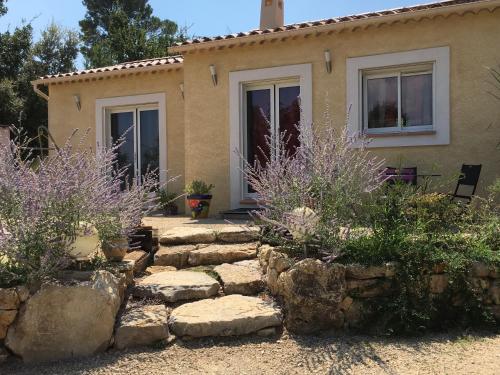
[185,180,214,219]
[158,189,179,216]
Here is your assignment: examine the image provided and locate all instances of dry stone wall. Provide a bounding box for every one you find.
[261,248,500,334]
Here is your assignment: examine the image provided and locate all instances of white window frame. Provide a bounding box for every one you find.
[95,93,167,185]
[347,47,450,148]
[229,64,312,209]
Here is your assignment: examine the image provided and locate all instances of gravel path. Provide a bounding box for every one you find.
[2,331,499,375]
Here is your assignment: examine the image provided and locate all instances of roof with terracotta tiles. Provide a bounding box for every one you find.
[38,55,183,82]
[173,0,494,49]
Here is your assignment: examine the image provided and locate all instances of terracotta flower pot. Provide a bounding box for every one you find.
[187,194,212,219]
[101,237,129,261]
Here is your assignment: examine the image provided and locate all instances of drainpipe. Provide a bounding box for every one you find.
[32,82,49,101]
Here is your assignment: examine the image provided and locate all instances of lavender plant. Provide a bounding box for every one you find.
[241,108,387,260]
[0,129,167,287]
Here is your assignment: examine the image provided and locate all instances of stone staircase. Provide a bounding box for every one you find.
[115,225,282,350]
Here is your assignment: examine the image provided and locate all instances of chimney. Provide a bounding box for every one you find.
[260,0,284,30]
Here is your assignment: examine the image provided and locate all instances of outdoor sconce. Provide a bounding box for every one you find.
[324,49,332,74]
[73,94,81,111]
[179,83,185,99]
[209,64,218,86]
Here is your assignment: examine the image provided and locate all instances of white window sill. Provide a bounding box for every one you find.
[364,130,436,138]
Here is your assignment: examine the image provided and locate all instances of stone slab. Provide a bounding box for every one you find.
[216,226,260,243]
[160,227,216,246]
[214,262,264,295]
[188,243,258,266]
[145,265,177,275]
[133,271,220,303]
[154,245,195,269]
[115,305,169,350]
[124,250,150,275]
[169,295,282,337]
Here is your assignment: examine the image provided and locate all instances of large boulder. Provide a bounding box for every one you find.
[216,226,260,243]
[0,288,20,310]
[277,259,346,334]
[154,245,196,269]
[169,295,282,337]
[188,243,258,266]
[5,271,123,363]
[160,227,216,245]
[0,309,17,339]
[114,305,169,350]
[214,260,265,295]
[133,271,220,302]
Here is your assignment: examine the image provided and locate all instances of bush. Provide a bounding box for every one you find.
[185,180,214,196]
[0,130,167,287]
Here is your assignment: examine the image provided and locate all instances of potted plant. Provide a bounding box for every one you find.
[185,180,214,219]
[95,215,129,261]
[158,189,179,216]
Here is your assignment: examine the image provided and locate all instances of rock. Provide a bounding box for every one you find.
[188,243,258,266]
[256,327,278,337]
[133,271,220,302]
[0,288,20,310]
[106,260,135,286]
[115,305,169,350]
[268,250,293,274]
[160,227,216,245]
[154,245,195,269]
[5,271,122,363]
[145,265,177,275]
[216,226,260,243]
[15,286,30,303]
[470,262,491,278]
[345,263,396,279]
[346,279,393,298]
[169,295,282,337]
[430,274,449,294]
[344,300,366,328]
[267,268,281,296]
[214,262,264,295]
[277,259,346,334]
[340,296,353,311]
[0,309,17,339]
[258,245,274,273]
[124,250,150,275]
[0,346,9,363]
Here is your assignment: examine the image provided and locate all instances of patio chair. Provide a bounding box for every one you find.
[451,164,482,203]
[383,166,418,186]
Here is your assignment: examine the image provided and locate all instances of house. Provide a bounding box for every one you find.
[32,0,500,215]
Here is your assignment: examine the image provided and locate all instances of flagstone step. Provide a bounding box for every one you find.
[159,226,260,246]
[114,304,169,350]
[188,243,258,266]
[168,295,282,338]
[133,271,220,303]
[214,260,265,295]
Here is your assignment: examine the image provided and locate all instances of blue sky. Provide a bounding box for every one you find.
[0,0,422,68]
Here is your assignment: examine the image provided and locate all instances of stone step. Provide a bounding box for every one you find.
[214,260,265,295]
[188,243,258,266]
[168,295,282,338]
[114,304,169,350]
[133,271,220,303]
[159,226,260,246]
[155,242,259,269]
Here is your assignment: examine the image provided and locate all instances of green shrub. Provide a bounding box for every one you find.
[185,180,214,196]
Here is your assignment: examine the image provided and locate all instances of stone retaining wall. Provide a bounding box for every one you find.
[259,246,500,334]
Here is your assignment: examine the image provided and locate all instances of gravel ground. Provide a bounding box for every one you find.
[2,331,499,375]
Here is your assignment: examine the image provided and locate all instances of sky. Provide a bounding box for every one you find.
[0,0,423,68]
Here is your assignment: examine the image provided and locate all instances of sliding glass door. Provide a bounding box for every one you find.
[244,82,300,196]
[109,106,159,186]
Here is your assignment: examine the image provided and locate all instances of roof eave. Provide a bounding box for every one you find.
[33,61,184,86]
[170,0,500,54]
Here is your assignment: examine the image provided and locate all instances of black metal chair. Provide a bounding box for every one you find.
[451,164,482,203]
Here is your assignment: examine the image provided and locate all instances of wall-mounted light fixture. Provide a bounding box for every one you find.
[179,83,185,99]
[324,49,332,74]
[209,64,218,86]
[73,94,81,111]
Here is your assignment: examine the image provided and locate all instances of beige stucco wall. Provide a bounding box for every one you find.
[47,69,186,207]
[182,9,500,214]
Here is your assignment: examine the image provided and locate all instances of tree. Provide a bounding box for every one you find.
[0,19,79,146]
[0,0,7,17]
[79,0,178,68]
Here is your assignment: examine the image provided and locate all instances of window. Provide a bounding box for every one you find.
[363,65,433,134]
[244,82,300,195]
[346,47,450,148]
